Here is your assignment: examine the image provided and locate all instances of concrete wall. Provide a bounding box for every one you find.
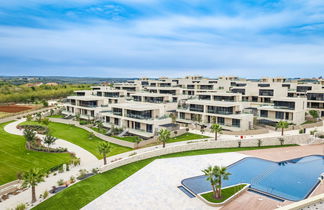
[100,134,310,173]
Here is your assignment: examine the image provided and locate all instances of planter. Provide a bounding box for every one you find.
[197,183,250,207]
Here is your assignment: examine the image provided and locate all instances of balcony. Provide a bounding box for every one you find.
[126,114,152,120]
[189,108,204,112]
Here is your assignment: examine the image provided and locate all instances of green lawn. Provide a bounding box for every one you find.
[0,122,72,185]
[112,136,140,142]
[48,114,64,118]
[168,132,209,143]
[90,127,107,135]
[201,184,247,203]
[33,144,296,210]
[20,121,132,159]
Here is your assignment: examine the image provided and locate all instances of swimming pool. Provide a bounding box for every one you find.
[181,155,324,201]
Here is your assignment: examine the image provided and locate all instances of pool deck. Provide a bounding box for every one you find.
[83,144,324,210]
[224,144,324,210]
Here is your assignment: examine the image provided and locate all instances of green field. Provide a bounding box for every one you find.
[168,132,209,143]
[33,145,296,210]
[0,122,72,185]
[201,184,247,203]
[20,121,132,159]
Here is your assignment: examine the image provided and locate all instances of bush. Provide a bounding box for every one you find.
[77,169,88,180]
[57,179,64,186]
[299,129,304,134]
[79,120,88,125]
[18,124,49,134]
[69,176,75,183]
[58,165,64,173]
[92,168,99,174]
[15,203,26,210]
[43,190,49,199]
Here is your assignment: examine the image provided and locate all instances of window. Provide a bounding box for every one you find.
[180,112,185,119]
[146,124,153,133]
[232,119,240,127]
[217,117,225,125]
[189,104,204,112]
[260,110,268,117]
[275,112,284,119]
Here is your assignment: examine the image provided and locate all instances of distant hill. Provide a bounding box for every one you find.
[0,76,137,85]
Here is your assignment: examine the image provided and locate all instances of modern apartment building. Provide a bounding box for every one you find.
[257,97,307,125]
[62,75,324,138]
[101,102,172,138]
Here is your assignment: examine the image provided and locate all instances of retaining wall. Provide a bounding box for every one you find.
[100,134,310,173]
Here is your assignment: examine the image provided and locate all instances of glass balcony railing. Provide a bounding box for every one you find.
[126,114,152,120]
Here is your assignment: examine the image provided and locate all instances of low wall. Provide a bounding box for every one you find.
[49,118,136,148]
[100,134,310,173]
[0,180,21,197]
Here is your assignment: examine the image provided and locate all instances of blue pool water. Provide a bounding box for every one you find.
[181,155,324,201]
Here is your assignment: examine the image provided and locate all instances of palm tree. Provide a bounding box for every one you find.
[158,129,171,148]
[21,168,44,203]
[36,112,42,122]
[97,121,103,132]
[276,121,289,136]
[202,166,219,199]
[217,166,231,198]
[23,128,36,149]
[98,142,111,165]
[43,134,57,152]
[211,124,222,140]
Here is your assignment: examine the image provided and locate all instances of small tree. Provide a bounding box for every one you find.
[42,117,50,125]
[211,124,222,141]
[218,166,231,198]
[98,142,111,165]
[36,112,42,122]
[276,121,289,136]
[238,141,241,148]
[21,168,44,203]
[97,121,103,132]
[42,100,49,107]
[257,139,262,147]
[169,113,177,124]
[158,129,171,148]
[23,128,36,149]
[26,114,33,121]
[309,110,319,120]
[133,136,142,148]
[43,134,57,152]
[50,109,54,116]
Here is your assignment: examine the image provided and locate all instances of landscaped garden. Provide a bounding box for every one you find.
[112,136,141,142]
[19,121,132,159]
[0,122,72,185]
[33,144,296,210]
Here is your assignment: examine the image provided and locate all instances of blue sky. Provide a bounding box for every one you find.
[0,0,324,78]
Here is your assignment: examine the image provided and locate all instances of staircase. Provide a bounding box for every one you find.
[118,129,128,137]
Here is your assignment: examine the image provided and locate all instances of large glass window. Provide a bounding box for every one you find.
[259,89,274,96]
[217,117,225,125]
[307,93,324,101]
[275,112,285,119]
[112,108,122,116]
[207,106,233,115]
[297,86,312,92]
[189,104,204,112]
[260,110,268,117]
[232,119,240,127]
[273,101,295,110]
[126,110,152,119]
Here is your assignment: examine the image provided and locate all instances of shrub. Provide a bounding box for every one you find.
[69,176,75,183]
[238,141,241,148]
[58,165,64,173]
[79,120,88,125]
[88,132,95,140]
[299,129,304,134]
[15,203,26,210]
[77,169,88,180]
[57,179,64,186]
[43,190,49,199]
[257,139,262,147]
[92,168,99,174]
[186,128,189,132]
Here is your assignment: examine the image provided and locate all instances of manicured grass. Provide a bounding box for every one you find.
[112,136,140,142]
[20,121,132,159]
[90,127,107,135]
[48,114,64,118]
[33,144,297,210]
[0,121,72,185]
[201,184,247,203]
[168,132,209,143]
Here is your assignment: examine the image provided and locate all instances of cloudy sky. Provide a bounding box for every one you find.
[0,0,324,78]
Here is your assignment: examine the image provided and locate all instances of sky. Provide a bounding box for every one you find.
[0,0,324,78]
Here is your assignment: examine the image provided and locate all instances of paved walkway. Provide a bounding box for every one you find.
[83,152,248,210]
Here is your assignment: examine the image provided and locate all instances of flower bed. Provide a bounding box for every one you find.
[17,124,49,134]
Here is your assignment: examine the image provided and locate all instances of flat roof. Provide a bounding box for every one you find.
[67,96,104,101]
[111,102,164,110]
[186,99,240,107]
